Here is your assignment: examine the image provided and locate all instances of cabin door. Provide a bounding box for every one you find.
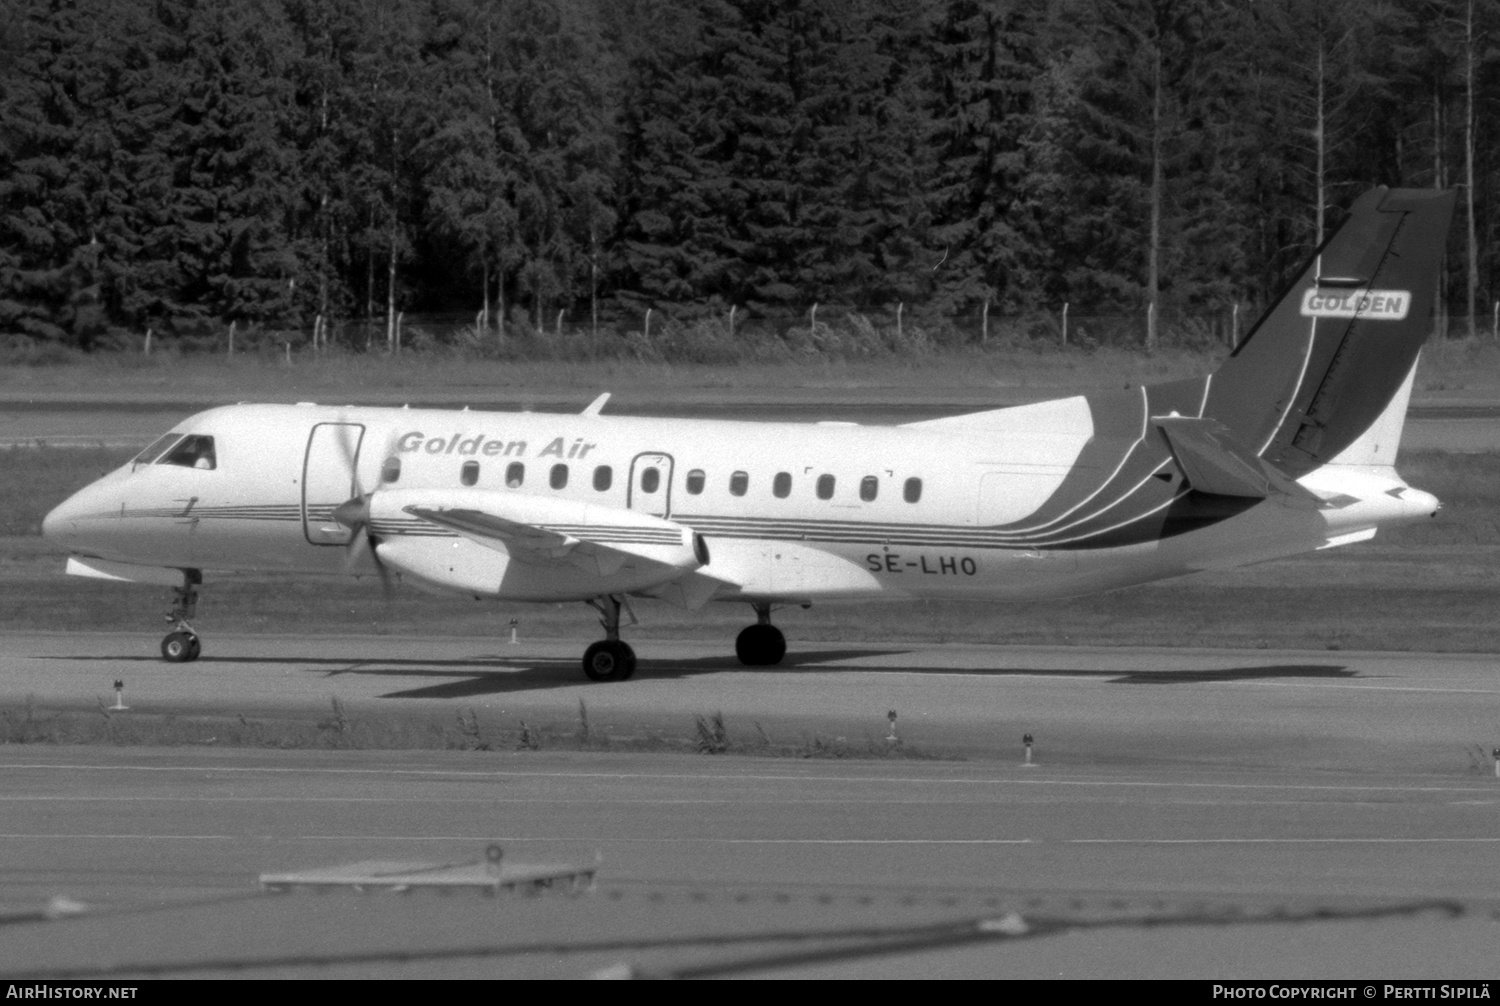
[628,452,675,518]
[303,422,364,545]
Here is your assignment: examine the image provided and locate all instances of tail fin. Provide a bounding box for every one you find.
[1205,187,1454,477]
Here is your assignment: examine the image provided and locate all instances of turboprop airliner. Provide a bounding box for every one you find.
[43,187,1453,681]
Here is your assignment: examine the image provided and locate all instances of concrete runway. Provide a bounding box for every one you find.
[2,633,1500,978]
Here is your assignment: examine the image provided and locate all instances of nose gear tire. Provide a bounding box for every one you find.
[161,631,201,663]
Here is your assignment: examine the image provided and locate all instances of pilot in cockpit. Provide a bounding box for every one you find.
[133,433,217,471]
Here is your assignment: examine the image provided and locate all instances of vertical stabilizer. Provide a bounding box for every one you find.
[1203,188,1454,477]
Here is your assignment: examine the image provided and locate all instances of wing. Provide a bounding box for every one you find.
[365,488,735,606]
[402,502,704,578]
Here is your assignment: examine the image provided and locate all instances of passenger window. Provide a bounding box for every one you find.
[860,475,878,502]
[132,433,183,468]
[729,471,748,496]
[593,465,612,491]
[460,460,478,486]
[816,474,835,500]
[506,462,525,488]
[640,467,660,493]
[160,434,216,470]
[686,469,705,494]
[773,472,791,498]
[550,463,569,489]
[382,456,402,484]
[904,477,922,503]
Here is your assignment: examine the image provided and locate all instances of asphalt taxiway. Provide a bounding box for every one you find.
[1,634,1499,978]
[5,631,1500,769]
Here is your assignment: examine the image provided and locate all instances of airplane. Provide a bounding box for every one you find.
[42,186,1454,681]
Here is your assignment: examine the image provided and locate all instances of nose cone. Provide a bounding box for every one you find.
[42,492,84,546]
[43,478,123,554]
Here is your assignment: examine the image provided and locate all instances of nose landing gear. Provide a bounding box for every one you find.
[161,570,203,663]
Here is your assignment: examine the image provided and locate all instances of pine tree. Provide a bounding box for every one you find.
[164,1,300,328]
[416,0,519,335]
[925,0,1054,317]
[1050,0,1238,340]
[282,0,372,338]
[488,0,619,331]
[0,0,137,345]
[611,0,740,314]
[345,0,428,346]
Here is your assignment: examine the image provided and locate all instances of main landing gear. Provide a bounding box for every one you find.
[735,603,786,666]
[161,569,203,663]
[581,594,636,682]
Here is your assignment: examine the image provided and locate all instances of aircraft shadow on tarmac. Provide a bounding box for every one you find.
[358,658,1355,698]
[45,651,1354,698]
[343,648,906,698]
[338,654,1356,697]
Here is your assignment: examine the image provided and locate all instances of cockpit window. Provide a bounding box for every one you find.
[132,433,183,468]
[159,434,216,470]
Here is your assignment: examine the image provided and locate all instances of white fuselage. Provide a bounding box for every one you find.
[42,400,1438,608]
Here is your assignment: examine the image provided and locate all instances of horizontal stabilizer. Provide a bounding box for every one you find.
[1152,416,1320,506]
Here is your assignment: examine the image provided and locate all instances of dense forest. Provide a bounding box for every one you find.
[0,0,1496,353]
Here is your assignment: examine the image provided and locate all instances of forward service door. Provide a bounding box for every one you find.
[303,422,364,545]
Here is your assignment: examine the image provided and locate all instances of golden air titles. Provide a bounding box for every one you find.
[396,431,598,460]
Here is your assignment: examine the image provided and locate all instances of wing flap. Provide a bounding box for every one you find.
[640,570,737,610]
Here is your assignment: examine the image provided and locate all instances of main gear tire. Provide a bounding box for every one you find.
[735,624,786,666]
[582,639,637,682]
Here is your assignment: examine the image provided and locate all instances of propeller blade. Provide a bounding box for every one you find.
[330,421,404,603]
[338,506,398,602]
[369,538,397,603]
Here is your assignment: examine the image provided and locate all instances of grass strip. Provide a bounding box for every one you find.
[0,697,943,760]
